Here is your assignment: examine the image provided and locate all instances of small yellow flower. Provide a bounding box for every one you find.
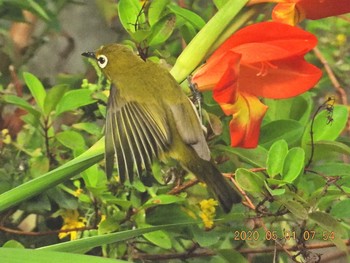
[73,188,83,197]
[58,210,86,240]
[199,199,218,230]
[1,129,11,144]
[336,34,347,46]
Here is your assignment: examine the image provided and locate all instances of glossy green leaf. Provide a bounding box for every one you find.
[0,248,127,263]
[168,4,205,30]
[55,89,96,116]
[148,0,170,26]
[56,130,86,151]
[148,13,176,46]
[44,84,68,116]
[266,140,288,178]
[302,105,349,147]
[260,120,304,149]
[278,199,308,220]
[217,145,267,168]
[264,93,313,126]
[118,0,144,33]
[236,168,265,193]
[282,147,305,183]
[2,94,40,118]
[23,72,46,112]
[72,122,102,136]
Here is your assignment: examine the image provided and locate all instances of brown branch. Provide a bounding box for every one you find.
[168,178,199,195]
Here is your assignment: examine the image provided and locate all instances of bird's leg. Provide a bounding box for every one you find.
[188,77,203,123]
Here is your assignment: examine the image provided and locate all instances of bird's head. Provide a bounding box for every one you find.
[82,44,143,80]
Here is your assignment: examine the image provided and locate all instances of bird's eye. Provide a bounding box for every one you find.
[97,55,108,68]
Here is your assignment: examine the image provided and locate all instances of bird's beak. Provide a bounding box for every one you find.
[81,51,96,60]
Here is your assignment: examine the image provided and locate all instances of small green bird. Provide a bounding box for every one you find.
[82,44,241,212]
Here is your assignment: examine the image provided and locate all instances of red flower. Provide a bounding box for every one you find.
[192,22,322,148]
[272,0,350,25]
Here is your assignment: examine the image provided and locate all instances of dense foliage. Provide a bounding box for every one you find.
[0,0,349,262]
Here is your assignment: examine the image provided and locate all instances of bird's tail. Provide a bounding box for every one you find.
[183,157,241,213]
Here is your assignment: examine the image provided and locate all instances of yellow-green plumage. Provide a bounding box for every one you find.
[82,44,241,212]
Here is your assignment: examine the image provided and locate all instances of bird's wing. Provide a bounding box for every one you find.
[169,96,211,161]
[105,85,171,182]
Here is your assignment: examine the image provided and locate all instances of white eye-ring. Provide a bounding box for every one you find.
[97,55,108,68]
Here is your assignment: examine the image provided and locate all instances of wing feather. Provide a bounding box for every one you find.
[105,85,170,182]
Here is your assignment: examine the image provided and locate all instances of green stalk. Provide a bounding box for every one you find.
[0,138,104,213]
[170,0,249,83]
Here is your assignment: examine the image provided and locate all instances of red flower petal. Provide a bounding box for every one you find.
[213,22,317,59]
[239,56,322,98]
[192,51,241,91]
[213,60,240,104]
[221,93,268,148]
[299,0,350,20]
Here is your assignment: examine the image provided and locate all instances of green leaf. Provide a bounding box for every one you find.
[72,122,102,136]
[266,140,288,178]
[281,147,305,183]
[313,163,350,177]
[23,72,46,112]
[278,199,308,220]
[2,94,40,118]
[192,225,220,247]
[55,89,96,116]
[264,181,285,196]
[168,4,205,30]
[260,120,304,149]
[118,0,144,33]
[143,229,172,249]
[264,93,313,126]
[98,216,120,234]
[142,194,185,208]
[236,168,264,193]
[309,211,347,251]
[27,0,50,21]
[148,13,176,46]
[313,140,350,156]
[30,156,50,178]
[0,248,127,263]
[2,240,24,249]
[309,211,346,237]
[331,199,350,219]
[302,105,349,147]
[148,0,170,26]
[44,84,68,116]
[217,145,267,168]
[56,130,86,151]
